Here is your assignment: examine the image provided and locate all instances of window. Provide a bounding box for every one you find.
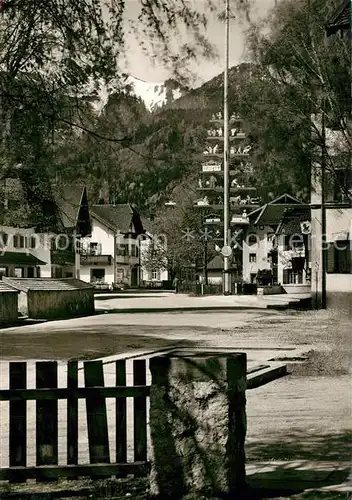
[14,267,23,278]
[90,268,105,283]
[130,244,139,257]
[27,267,35,278]
[117,244,128,256]
[331,168,352,202]
[151,269,161,280]
[89,242,102,255]
[327,240,351,274]
[116,269,124,281]
[284,234,304,251]
[250,273,257,284]
[249,253,256,263]
[0,232,8,248]
[0,267,7,278]
[283,269,303,284]
[29,236,37,249]
[248,234,257,245]
[13,234,25,249]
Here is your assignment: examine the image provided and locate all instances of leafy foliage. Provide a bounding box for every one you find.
[238,0,351,200]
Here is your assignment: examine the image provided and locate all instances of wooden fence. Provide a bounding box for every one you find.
[0,359,150,483]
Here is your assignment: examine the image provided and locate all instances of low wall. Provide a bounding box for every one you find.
[27,289,95,319]
[282,284,311,294]
[0,293,18,325]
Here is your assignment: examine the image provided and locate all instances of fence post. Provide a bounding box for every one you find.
[149,352,247,498]
[84,361,110,467]
[133,359,147,465]
[36,361,58,480]
[116,360,127,464]
[67,360,78,474]
[9,362,27,483]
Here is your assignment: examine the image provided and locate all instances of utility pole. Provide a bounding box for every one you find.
[223,0,231,295]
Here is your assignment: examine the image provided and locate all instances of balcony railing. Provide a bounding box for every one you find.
[50,250,75,266]
[80,254,112,265]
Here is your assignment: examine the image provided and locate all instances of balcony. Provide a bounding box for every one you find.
[51,250,75,266]
[80,253,113,266]
[115,254,139,265]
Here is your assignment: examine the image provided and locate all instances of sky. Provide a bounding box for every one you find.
[120,0,277,85]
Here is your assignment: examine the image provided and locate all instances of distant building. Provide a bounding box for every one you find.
[3,277,94,319]
[197,255,224,285]
[139,219,169,288]
[80,204,145,288]
[0,182,91,280]
[242,194,311,292]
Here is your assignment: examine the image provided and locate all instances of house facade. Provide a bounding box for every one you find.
[139,222,169,287]
[242,194,311,292]
[310,122,351,311]
[0,180,91,280]
[79,204,145,288]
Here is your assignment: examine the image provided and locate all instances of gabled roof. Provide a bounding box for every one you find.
[90,204,144,234]
[2,277,93,292]
[51,185,91,236]
[207,255,224,270]
[326,0,351,36]
[248,193,304,226]
[276,206,310,236]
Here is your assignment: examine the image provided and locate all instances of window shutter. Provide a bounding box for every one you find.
[326,243,335,273]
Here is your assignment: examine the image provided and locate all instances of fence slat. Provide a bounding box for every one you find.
[84,361,110,466]
[9,362,27,483]
[36,362,58,481]
[67,361,78,473]
[0,386,150,401]
[133,360,147,464]
[116,360,127,464]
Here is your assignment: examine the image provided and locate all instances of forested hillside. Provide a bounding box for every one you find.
[56,61,312,217]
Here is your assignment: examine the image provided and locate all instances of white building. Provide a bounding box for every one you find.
[0,226,49,278]
[310,119,351,311]
[0,183,92,280]
[79,204,145,288]
[242,194,310,292]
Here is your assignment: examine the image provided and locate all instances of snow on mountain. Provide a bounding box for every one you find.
[88,75,186,114]
[125,76,185,112]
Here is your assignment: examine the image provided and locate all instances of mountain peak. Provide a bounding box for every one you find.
[125,75,186,112]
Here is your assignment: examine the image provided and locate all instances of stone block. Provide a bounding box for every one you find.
[149,353,246,499]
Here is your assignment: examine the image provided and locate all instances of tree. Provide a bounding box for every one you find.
[237,0,351,201]
[0,0,254,228]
